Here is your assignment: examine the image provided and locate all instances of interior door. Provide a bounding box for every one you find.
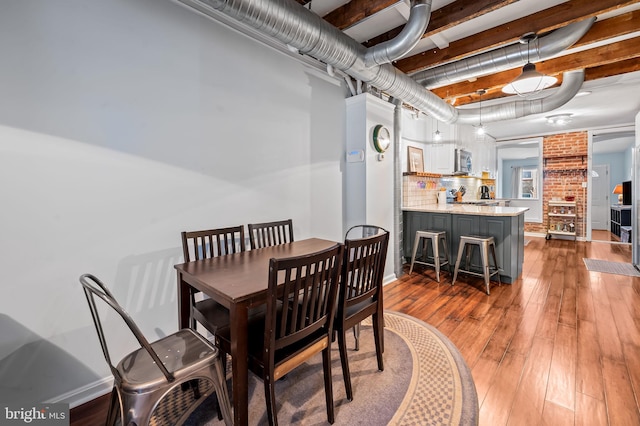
[591,164,610,230]
[634,144,639,268]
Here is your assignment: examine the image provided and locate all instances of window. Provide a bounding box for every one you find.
[496,137,543,223]
[519,168,537,198]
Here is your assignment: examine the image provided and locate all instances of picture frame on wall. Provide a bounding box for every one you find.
[408,146,424,173]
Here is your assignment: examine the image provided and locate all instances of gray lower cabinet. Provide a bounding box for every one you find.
[403,211,525,284]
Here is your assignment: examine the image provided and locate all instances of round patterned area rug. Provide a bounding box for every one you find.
[180,311,478,425]
[384,311,478,425]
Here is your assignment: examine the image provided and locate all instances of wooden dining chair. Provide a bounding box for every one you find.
[216,243,344,425]
[181,226,246,334]
[181,226,246,261]
[79,273,233,426]
[335,227,389,401]
[247,219,294,249]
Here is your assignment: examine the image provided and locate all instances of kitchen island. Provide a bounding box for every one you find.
[404,204,528,284]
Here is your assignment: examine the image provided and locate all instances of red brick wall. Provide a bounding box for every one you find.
[524,131,588,236]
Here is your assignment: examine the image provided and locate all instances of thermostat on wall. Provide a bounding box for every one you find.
[346,149,365,163]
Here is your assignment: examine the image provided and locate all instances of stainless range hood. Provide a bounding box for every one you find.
[454,149,472,175]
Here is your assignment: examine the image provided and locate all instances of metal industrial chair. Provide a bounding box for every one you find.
[79,273,232,426]
[247,219,294,249]
[452,235,501,295]
[344,224,386,240]
[409,230,450,282]
[335,227,389,401]
[216,243,344,425]
[181,226,246,334]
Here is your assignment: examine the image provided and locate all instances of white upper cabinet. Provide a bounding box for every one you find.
[400,109,496,175]
[424,143,455,174]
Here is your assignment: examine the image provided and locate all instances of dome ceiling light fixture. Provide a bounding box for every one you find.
[502,33,558,97]
[546,113,573,125]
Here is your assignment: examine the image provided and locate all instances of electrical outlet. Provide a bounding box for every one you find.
[582,182,587,188]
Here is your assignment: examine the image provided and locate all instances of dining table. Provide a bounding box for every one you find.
[175,237,340,426]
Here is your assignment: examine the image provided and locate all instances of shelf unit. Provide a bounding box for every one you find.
[610,205,631,240]
[546,200,577,241]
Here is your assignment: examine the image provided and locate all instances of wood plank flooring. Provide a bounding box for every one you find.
[592,229,623,242]
[385,237,639,426]
[71,237,639,425]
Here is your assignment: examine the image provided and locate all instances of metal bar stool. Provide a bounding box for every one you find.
[409,230,450,282]
[452,235,501,294]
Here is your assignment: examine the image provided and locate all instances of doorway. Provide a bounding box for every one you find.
[591,164,609,232]
[588,127,635,246]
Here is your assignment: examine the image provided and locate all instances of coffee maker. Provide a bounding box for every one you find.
[479,185,490,199]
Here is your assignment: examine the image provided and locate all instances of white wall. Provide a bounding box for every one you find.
[0,0,345,405]
[345,94,396,281]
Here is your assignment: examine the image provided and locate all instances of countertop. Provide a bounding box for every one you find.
[403,203,529,217]
[451,199,510,206]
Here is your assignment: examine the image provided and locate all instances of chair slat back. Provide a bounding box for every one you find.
[342,229,389,309]
[265,243,343,352]
[248,219,294,250]
[79,274,174,382]
[181,226,246,262]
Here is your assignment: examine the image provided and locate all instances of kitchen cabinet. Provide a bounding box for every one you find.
[424,143,455,174]
[403,206,526,284]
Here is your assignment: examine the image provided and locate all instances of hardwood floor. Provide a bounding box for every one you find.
[385,237,639,426]
[591,229,624,243]
[71,237,639,425]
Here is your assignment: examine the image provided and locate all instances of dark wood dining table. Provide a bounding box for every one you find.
[174,237,339,426]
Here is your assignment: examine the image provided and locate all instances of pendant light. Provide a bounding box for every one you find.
[502,33,557,96]
[476,89,486,136]
[433,118,442,141]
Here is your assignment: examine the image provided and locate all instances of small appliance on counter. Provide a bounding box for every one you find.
[479,185,490,199]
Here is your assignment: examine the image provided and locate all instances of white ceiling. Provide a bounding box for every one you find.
[473,70,640,141]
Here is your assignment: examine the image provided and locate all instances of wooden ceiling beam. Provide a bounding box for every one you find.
[362,0,518,46]
[576,9,640,47]
[585,57,640,81]
[323,0,399,30]
[432,37,640,105]
[395,0,640,74]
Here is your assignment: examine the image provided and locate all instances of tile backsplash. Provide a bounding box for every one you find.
[402,174,440,207]
[403,174,496,207]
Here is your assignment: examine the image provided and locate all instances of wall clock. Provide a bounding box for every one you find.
[372,124,391,153]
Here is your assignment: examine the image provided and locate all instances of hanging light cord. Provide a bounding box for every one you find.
[478,89,485,127]
[476,89,486,135]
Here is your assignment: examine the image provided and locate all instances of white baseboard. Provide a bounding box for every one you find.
[383,273,397,285]
[525,232,546,238]
[525,231,586,242]
[46,376,113,408]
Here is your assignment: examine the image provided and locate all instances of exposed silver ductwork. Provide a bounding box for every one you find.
[456,69,585,124]
[412,18,594,89]
[174,0,588,125]
[364,0,432,67]
[175,0,458,122]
